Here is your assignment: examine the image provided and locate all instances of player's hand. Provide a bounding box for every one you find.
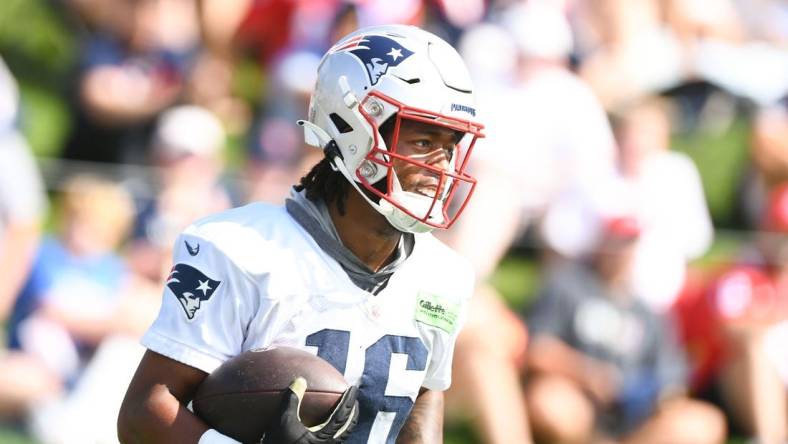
[262,377,359,444]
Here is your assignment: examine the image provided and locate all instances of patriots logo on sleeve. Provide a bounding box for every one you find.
[166,264,220,320]
[333,34,414,85]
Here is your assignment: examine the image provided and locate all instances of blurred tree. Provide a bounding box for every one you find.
[672,119,751,228]
[0,0,76,158]
[0,0,75,81]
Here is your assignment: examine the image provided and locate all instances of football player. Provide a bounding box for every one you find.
[118,24,484,444]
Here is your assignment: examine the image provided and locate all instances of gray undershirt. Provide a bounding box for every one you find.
[285,188,413,294]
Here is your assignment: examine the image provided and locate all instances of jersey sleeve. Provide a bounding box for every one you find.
[141,231,262,374]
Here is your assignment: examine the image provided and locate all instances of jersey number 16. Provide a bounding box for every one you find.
[306,329,428,444]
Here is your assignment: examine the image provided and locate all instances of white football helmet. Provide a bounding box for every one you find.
[299,24,485,233]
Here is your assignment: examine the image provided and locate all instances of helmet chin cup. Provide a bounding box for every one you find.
[379,191,444,234]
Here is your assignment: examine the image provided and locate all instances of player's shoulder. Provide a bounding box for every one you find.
[414,233,471,266]
[190,201,285,228]
[412,233,475,285]
[179,202,308,272]
[185,202,293,239]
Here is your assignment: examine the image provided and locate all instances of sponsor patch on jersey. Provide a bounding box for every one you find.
[166,263,220,320]
[415,291,460,334]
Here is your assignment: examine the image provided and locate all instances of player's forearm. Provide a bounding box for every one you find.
[117,382,209,444]
[396,388,444,444]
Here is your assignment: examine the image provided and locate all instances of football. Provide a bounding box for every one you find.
[192,346,349,443]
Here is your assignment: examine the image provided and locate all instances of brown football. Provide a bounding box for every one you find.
[192,346,348,443]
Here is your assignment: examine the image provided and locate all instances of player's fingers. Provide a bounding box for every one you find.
[310,386,359,436]
[337,385,358,409]
[331,385,359,423]
[288,376,308,401]
[279,377,308,424]
[264,385,309,444]
[332,401,359,440]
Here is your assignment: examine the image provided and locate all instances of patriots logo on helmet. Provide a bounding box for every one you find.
[333,34,414,85]
[166,263,220,320]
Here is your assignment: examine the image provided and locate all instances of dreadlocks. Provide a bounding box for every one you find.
[295,157,351,215]
[295,118,397,216]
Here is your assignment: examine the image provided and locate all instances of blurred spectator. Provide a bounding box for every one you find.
[441,19,528,444]
[443,3,617,443]
[674,0,788,109]
[5,175,135,376]
[662,0,744,45]
[676,184,788,444]
[198,0,254,55]
[0,57,48,322]
[128,105,232,283]
[234,0,426,67]
[571,0,686,109]
[0,175,159,444]
[432,0,485,30]
[61,0,201,164]
[0,175,147,427]
[0,55,49,425]
[242,4,361,204]
[187,0,253,136]
[691,41,788,110]
[524,210,726,444]
[184,47,252,137]
[752,97,788,193]
[729,0,788,46]
[739,96,788,229]
[450,0,617,298]
[611,96,713,312]
[244,49,323,204]
[60,0,132,34]
[234,0,335,66]
[542,96,712,313]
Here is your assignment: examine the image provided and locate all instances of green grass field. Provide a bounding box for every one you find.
[0,427,36,444]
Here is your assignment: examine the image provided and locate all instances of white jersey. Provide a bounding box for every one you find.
[141,202,474,444]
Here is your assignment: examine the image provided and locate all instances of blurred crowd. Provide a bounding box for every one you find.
[0,0,787,443]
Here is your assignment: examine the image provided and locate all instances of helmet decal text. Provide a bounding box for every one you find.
[450,104,476,117]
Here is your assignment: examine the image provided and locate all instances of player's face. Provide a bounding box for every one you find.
[391,119,459,199]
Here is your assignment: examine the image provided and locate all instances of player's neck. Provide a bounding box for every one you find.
[328,192,401,273]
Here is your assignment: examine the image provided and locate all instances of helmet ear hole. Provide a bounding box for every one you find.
[329,113,353,134]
